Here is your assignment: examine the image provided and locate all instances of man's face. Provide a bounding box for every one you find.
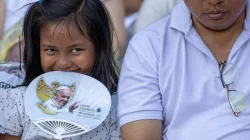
[184,0,247,30]
[55,89,72,107]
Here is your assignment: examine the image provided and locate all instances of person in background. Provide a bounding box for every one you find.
[122,0,143,57]
[103,0,126,60]
[134,0,182,34]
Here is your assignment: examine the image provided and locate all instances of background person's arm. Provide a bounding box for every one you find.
[121,120,162,140]
[123,0,143,16]
[0,0,6,40]
[103,0,126,59]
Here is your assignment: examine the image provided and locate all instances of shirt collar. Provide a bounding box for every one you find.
[169,1,192,36]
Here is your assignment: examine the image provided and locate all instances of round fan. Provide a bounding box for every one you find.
[24,71,111,140]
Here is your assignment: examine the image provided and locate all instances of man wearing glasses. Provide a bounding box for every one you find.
[118,0,250,140]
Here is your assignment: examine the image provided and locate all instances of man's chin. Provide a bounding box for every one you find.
[200,19,239,31]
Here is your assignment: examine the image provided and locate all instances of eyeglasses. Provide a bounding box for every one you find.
[219,60,249,117]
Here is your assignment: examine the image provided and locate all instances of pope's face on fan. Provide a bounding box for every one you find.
[54,89,72,107]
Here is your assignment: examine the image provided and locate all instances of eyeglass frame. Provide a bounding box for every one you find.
[219,60,241,117]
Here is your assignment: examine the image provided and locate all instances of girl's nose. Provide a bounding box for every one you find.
[57,55,71,70]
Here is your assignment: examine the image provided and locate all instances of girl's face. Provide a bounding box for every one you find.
[40,22,95,74]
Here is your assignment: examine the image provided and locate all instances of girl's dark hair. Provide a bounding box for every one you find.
[23,0,119,93]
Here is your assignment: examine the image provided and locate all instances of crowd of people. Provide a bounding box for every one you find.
[1,0,250,140]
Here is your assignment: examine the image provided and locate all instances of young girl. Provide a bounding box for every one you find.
[0,0,120,139]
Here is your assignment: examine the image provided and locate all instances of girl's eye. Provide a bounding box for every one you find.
[45,49,55,52]
[44,49,56,55]
[72,48,84,53]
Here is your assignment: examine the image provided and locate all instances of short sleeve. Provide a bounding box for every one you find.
[117,36,163,127]
[0,87,27,136]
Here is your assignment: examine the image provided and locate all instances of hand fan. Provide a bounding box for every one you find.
[24,71,111,140]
